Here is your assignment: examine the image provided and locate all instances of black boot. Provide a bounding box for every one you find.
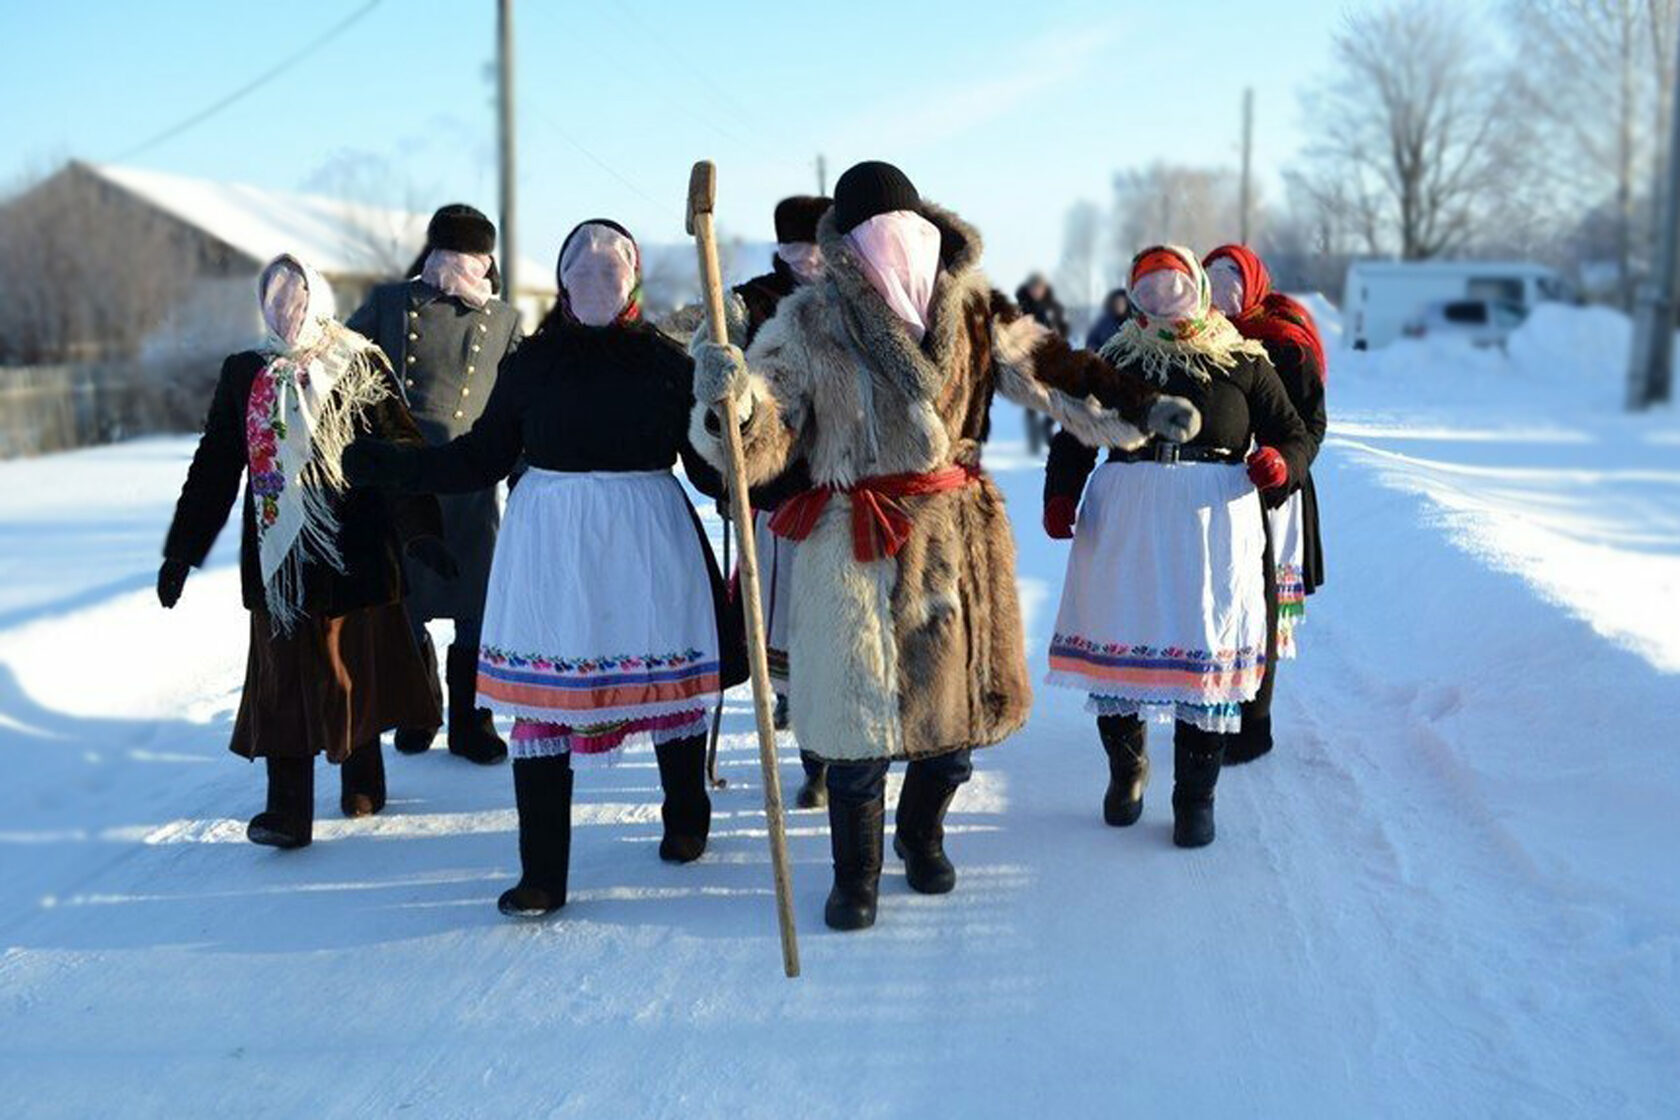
[655,734,711,863]
[892,764,960,894]
[498,755,573,917]
[1172,725,1226,849]
[395,628,441,754]
[248,757,314,849]
[825,794,884,931]
[1098,714,1149,827]
[446,644,507,764]
[794,751,827,810]
[1225,708,1273,765]
[339,739,387,818]
[773,693,791,731]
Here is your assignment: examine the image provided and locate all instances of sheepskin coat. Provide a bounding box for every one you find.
[689,203,1166,763]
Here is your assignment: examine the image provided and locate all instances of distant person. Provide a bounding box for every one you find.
[1204,244,1329,764]
[1043,246,1309,848]
[346,204,522,766]
[157,255,452,850]
[1016,272,1070,453]
[346,219,747,918]
[1084,287,1132,350]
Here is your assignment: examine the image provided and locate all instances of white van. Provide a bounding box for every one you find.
[1342,261,1573,350]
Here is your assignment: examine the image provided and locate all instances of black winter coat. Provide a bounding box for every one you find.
[353,319,749,687]
[163,351,442,618]
[1045,350,1313,506]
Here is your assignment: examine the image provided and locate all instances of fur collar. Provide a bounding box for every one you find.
[816,201,990,402]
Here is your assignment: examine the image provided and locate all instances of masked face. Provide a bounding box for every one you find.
[776,242,825,285]
[261,262,311,349]
[1131,268,1201,322]
[1208,258,1245,316]
[560,224,638,327]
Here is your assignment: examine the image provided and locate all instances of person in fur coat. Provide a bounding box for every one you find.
[1204,244,1328,764]
[1043,246,1311,848]
[691,161,1200,931]
[159,255,450,849]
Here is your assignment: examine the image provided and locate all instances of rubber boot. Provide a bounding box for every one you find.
[248,756,314,849]
[339,739,387,818]
[395,628,441,754]
[446,644,507,764]
[892,764,960,894]
[1172,725,1226,849]
[824,794,884,931]
[1097,714,1149,827]
[794,751,827,810]
[498,755,573,918]
[654,734,711,863]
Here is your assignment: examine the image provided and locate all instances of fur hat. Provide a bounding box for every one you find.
[774,195,832,244]
[833,162,919,235]
[427,204,496,254]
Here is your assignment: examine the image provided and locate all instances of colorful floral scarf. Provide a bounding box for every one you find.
[248,254,391,633]
[1099,244,1266,386]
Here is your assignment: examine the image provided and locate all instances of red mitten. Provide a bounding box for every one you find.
[1044,495,1078,540]
[1246,446,1289,491]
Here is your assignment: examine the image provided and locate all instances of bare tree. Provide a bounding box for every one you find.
[1295,0,1515,261]
[0,164,198,365]
[1054,200,1102,322]
[1109,163,1244,275]
[1504,0,1679,305]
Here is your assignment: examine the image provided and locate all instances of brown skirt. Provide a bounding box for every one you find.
[230,602,442,763]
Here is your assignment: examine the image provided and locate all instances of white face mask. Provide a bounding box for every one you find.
[843,210,943,341]
[1131,269,1203,323]
[1208,258,1245,316]
[259,257,333,352]
[776,241,825,284]
[560,224,638,327]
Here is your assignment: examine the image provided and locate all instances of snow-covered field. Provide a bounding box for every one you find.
[0,307,1675,1118]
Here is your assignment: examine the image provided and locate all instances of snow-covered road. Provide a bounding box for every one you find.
[0,332,1675,1117]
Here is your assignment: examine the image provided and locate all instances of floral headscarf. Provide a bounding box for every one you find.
[248,254,390,633]
[1099,244,1266,386]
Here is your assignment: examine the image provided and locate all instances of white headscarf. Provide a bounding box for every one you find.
[844,210,942,342]
[249,255,389,633]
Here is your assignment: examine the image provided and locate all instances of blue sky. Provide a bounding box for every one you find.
[4,0,1375,289]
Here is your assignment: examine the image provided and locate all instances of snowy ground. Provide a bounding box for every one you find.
[0,307,1676,1118]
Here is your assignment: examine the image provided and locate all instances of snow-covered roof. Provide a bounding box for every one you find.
[83,162,555,293]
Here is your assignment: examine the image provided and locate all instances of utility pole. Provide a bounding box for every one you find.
[816,154,827,196]
[1627,23,1680,410]
[497,0,518,312]
[1239,87,1254,245]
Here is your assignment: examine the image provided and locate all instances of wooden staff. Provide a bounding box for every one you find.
[686,159,800,979]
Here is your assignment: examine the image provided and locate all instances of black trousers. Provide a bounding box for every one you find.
[826,749,974,805]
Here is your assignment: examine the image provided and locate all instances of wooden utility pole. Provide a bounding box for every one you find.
[1239,88,1254,245]
[1627,21,1680,410]
[816,154,828,196]
[497,0,518,308]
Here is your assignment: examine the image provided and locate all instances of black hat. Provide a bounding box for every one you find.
[773,195,832,244]
[427,203,496,255]
[832,161,919,235]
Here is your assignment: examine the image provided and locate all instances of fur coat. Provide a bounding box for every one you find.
[689,202,1186,763]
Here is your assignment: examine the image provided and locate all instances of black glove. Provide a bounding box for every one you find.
[157,559,190,609]
[342,439,402,488]
[406,536,459,581]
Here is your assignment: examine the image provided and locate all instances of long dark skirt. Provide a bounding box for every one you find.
[231,603,441,763]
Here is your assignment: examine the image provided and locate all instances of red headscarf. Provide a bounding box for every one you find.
[1203,245,1326,382]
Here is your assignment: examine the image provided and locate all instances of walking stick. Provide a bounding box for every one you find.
[687,159,800,979]
[705,510,731,789]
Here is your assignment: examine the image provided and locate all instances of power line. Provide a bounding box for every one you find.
[527,105,662,208]
[113,0,383,163]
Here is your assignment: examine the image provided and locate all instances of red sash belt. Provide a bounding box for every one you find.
[767,464,980,562]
